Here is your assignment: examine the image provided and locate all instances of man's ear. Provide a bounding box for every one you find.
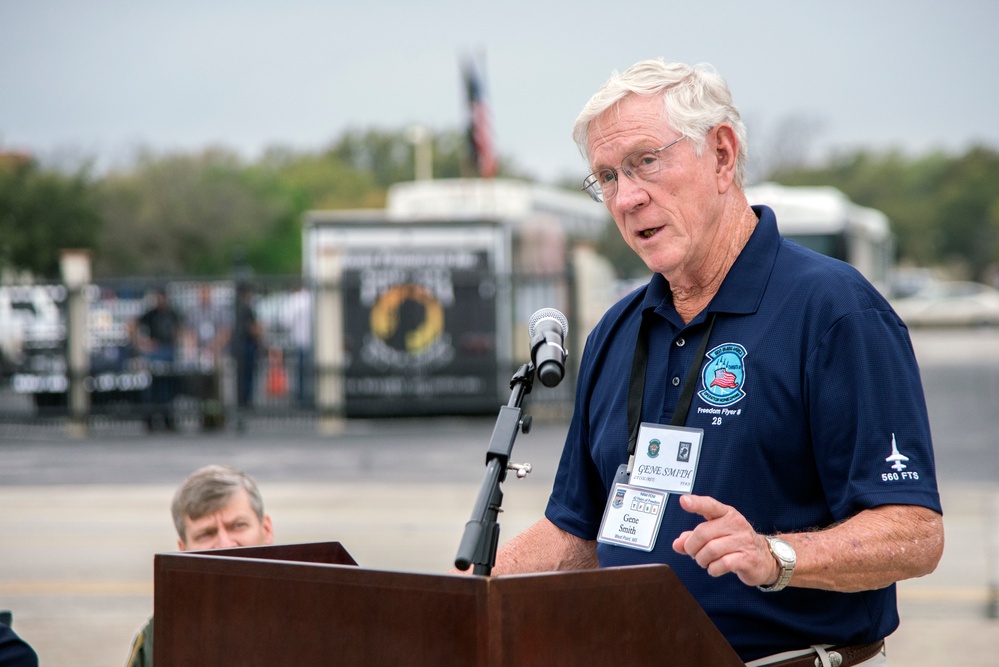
[713,123,739,193]
[262,514,274,545]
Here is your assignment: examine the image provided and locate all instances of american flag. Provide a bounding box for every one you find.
[710,369,739,389]
[462,57,498,178]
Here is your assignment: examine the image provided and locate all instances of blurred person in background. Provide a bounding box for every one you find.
[232,283,263,430]
[129,288,185,432]
[185,283,231,431]
[282,285,313,406]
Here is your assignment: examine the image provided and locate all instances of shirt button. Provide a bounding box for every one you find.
[676,338,686,347]
[671,376,681,386]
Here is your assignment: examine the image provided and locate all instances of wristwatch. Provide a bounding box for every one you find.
[757,535,796,592]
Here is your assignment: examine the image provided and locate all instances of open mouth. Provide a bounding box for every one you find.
[639,227,661,239]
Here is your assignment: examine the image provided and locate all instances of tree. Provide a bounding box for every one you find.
[245,148,385,274]
[95,148,288,276]
[925,147,999,279]
[3,124,548,280]
[0,154,103,279]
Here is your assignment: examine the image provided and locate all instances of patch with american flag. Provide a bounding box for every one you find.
[698,342,747,407]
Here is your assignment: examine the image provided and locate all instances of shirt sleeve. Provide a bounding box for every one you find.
[805,307,942,519]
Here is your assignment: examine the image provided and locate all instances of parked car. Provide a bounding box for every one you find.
[0,285,65,375]
[891,281,999,327]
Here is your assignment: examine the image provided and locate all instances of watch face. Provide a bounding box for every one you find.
[772,539,795,561]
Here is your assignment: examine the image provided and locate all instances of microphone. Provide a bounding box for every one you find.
[528,308,568,388]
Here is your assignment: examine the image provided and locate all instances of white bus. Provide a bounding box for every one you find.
[745,182,894,292]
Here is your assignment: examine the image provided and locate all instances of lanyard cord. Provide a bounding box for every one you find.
[627,311,717,456]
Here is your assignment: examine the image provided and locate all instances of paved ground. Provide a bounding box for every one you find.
[0,419,568,667]
[1,328,998,666]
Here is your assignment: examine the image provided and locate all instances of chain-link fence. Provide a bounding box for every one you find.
[0,270,580,436]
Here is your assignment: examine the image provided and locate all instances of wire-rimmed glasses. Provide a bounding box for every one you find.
[581,135,686,203]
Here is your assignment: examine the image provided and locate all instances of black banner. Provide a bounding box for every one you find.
[341,247,500,416]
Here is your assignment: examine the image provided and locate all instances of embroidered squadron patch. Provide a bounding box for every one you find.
[698,342,747,406]
[647,438,661,459]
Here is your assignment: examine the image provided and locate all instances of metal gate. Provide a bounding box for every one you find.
[0,270,579,436]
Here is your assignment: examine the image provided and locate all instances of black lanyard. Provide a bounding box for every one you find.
[627,311,717,456]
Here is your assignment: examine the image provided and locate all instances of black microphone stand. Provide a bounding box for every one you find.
[454,361,536,576]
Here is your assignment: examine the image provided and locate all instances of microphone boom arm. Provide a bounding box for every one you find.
[454,362,535,575]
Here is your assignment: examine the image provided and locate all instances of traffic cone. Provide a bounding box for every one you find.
[266,348,289,397]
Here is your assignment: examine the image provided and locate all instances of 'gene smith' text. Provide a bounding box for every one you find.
[619,514,640,534]
[636,465,692,478]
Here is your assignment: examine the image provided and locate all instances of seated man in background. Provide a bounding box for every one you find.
[125,464,274,667]
[0,618,38,667]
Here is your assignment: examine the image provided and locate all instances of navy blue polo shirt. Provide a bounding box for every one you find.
[545,205,941,661]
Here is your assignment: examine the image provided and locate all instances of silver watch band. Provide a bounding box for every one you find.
[757,535,795,592]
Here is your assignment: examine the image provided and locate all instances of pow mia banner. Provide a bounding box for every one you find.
[342,247,499,416]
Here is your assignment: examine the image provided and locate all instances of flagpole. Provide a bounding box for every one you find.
[406,124,433,181]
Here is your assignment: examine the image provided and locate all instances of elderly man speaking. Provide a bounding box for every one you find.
[489,58,944,667]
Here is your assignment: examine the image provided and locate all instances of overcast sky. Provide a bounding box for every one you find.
[1,1,996,183]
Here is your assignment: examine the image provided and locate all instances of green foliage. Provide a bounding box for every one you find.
[87,127,525,277]
[95,148,291,277]
[2,129,997,283]
[928,147,999,278]
[328,128,418,187]
[242,148,385,274]
[0,155,102,278]
[259,147,383,210]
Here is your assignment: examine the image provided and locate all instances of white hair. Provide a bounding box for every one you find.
[573,58,748,187]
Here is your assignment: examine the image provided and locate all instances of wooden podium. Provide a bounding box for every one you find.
[154,541,742,666]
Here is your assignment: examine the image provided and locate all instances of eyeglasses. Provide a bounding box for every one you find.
[581,135,687,203]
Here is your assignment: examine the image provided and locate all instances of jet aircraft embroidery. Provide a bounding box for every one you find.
[885,433,910,472]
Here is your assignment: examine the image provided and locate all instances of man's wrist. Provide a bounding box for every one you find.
[757,535,796,592]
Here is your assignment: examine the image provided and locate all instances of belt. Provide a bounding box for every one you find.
[753,640,884,667]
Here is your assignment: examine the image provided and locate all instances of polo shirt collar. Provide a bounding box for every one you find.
[640,205,780,322]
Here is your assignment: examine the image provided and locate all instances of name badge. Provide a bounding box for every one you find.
[597,483,668,551]
[629,423,703,494]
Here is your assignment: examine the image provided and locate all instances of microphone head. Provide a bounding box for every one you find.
[528,308,568,338]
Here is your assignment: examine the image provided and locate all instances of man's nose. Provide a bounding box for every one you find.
[613,174,649,211]
[214,527,239,548]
